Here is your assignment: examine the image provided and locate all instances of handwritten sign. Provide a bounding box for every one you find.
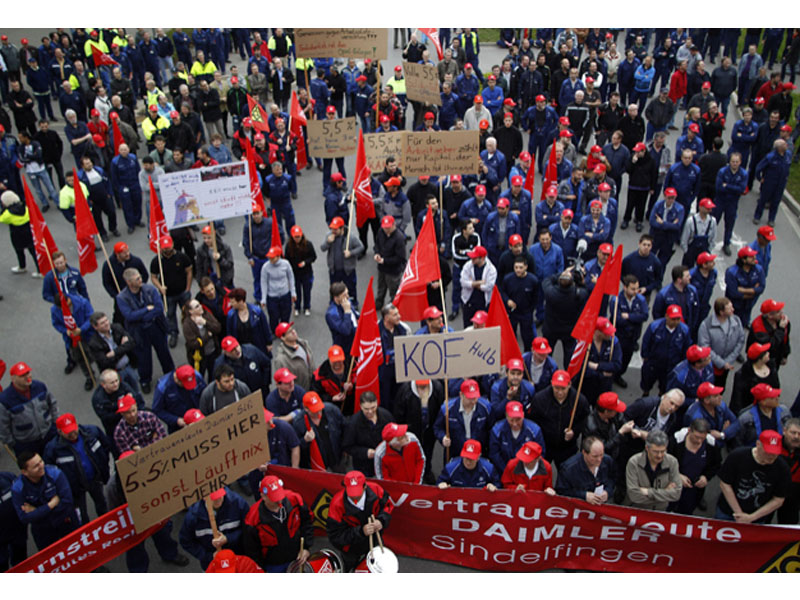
[116,392,270,532]
[295,28,388,60]
[307,117,358,158]
[393,327,501,382]
[403,61,442,106]
[364,131,403,173]
[401,131,481,176]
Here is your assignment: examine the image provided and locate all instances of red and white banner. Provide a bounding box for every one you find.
[7,504,161,573]
[271,466,800,573]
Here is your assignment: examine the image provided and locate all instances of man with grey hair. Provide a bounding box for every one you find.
[625,428,682,510]
[753,138,791,227]
[63,108,93,167]
[378,303,411,410]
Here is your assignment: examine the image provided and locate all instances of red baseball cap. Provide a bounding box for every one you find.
[559,116,570,126]
[505,401,524,418]
[504,98,516,106]
[116,394,136,413]
[460,439,482,460]
[242,117,252,127]
[496,197,510,208]
[760,299,785,314]
[159,235,174,249]
[381,215,395,228]
[633,142,646,152]
[303,391,324,413]
[546,185,558,196]
[422,306,443,320]
[751,383,780,402]
[780,124,793,132]
[266,246,282,258]
[254,132,265,141]
[148,104,158,112]
[507,358,524,372]
[593,164,606,173]
[460,379,481,398]
[686,345,711,362]
[511,175,523,186]
[343,470,366,496]
[394,65,402,72]
[758,225,776,241]
[589,199,603,209]
[475,184,487,195]
[356,75,367,82]
[597,392,626,413]
[169,110,179,119]
[470,310,488,325]
[184,408,205,424]
[424,111,435,120]
[230,76,239,84]
[464,62,473,69]
[113,241,128,254]
[599,243,613,254]
[697,381,724,398]
[516,441,541,463]
[596,317,616,336]
[738,246,758,258]
[585,76,595,84]
[535,94,546,103]
[209,488,226,501]
[274,322,294,338]
[380,115,390,123]
[699,198,715,210]
[696,252,716,265]
[759,430,783,454]
[664,187,677,197]
[451,174,462,182]
[562,209,574,219]
[330,172,345,183]
[508,233,523,246]
[326,105,337,114]
[591,145,602,153]
[10,361,31,376]
[755,97,765,105]
[559,130,573,138]
[328,345,345,362]
[474,95,483,104]
[56,413,79,434]
[221,335,239,352]
[260,475,286,501]
[329,216,345,229]
[519,151,531,161]
[479,119,489,129]
[702,81,711,89]
[274,367,297,383]
[385,176,402,187]
[487,74,496,81]
[598,182,612,192]
[175,365,198,389]
[467,245,487,258]
[688,123,700,133]
[747,342,771,360]
[290,225,303,237]
[201,225,213,235]
[666,304,683,319]
[90,108,100,117]
[551,370,570,387]
[381,422,408,441]
[532,337,552,354]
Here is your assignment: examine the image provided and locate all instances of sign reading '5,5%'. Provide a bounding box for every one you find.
[307,117,358,158]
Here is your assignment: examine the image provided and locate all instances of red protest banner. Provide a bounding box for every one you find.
[8,504,161,573]
[270,466,800,573]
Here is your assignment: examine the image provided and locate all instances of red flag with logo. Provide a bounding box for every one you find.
[523,159,535,198]
[271,209,281,249]
[22,175,59,275]
[353,130,375,228]
[245,140,267,213]
[566,268,607,379]
[350,276,383,412]
[392,206,442,322]
[541,139,558,200]
[247,93,270,133]
[72,168,98,275]
[91,45,119,68]
[59,291,80,347]
[418,28,443,60]
[290,90,308,170]
[486,285,524,364]
[304,414,327,472]
[148,176,168,253]
[602,245,624,296]
[110,117,124,156]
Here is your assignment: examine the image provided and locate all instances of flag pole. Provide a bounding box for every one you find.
[303,62,311,97]
[610,298,619,356]
[155,239,168,316]
[438,276,450,462]
[76,340,97,388]
[438,180,443,240]
[345,189,356,253]
[567,349,591,431]
[209,221,221,278]
[248,213,254,257]
[97,235,120,294]
[375,61,381,131]
[205,497,221,542]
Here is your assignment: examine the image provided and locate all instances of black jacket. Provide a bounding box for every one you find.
[87,322,138,371]
[375,228,407,275]
[33,129,64,164]
[626,151,658,190]
[91,381,145,438]
[44,424,113,490]
[555,451,616,500]
[542,275,589,336]
[392,380,445,441]
[284,238,317,280]
[341,408,394,477]
[529,386,589,465]
[101,253,148,299]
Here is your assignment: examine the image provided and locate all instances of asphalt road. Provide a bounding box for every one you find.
[1,28,797,573]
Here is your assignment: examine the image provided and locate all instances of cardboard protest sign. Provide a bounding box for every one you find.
[307,117,358,158]
[393,327,501,382]
[401,130,481,176]
[403,61,442,106]
[364,131,403,173]
[116,392,270,532]
[159,161,252,229]
[295,28,388,60]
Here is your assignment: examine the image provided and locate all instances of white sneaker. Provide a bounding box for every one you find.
[304,309,311,316]
[31,271,44,278]
[294,309,299,316]
[11,266,26,274]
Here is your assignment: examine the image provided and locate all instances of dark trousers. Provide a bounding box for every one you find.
[713,198,739,246]
[46,160,66,188]
[509,312,536,350]
[462,298,486,329]
[652,232,676,268]
[640,359,668,395]
[754,185,784,223]
[0,532,28,572]
[134,325,176,385]
[250,257,268,301]
[376,270,402,310]
[117,188,143,228]
[272,200,296,232]
[126,519,179,572]
[266,292,293,333]
[543,327,576,368]
[31,515,78,551]
[777,486,800,524]
[451,264,463,312]
[34,93,55,120]
[76,480,109,525]
[618,336,637,377]
[91,195,118,235]
[294,273,313,311]
[358,216,379,252]
[624,188,650,224]
[322,157,347,189]
[645,181,663,219]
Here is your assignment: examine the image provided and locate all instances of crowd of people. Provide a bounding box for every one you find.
[1,26,799,573]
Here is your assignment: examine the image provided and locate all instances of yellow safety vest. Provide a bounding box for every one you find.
[141,115,171,141]
[295,58,314,71]
[190,60,217,79]
[84,39,109,59]
[146,86,164,108]
[59,182,89,210]
[0,206,29,226]
[386,76,406,95]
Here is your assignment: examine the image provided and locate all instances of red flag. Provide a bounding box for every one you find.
[602,245,624,296]
[350,277,384,412]
[304,414,326,472]
[418,28,443,60]
[486,285,524,364]
[59,291,80,347]
[289,90,308,170]
[392,206,442,322]
[566,271,606,379]
[353,130,375,228]
[22,175,58,275]
[91,45,119,68]
[110,117,124,156]
[270,209,281,249]
[244,140,266,213]
[523,159,535,198]
[247,94,270,133]
[148,176,168,253]
[541,139,558,200]
[72,168,98,275]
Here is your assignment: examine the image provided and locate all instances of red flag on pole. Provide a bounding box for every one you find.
[289,90,308,170]
[22,175,58,275]
[304,414,327,472]
[392,206,442,322]
[72,168,98,275]
[602,245,624,296]
[270,209,281,249]
[247,94,270,133]
[523,158,535,198]
[541,139,558,200]
[148,176,168,253]
[91,45,119,68]
[59,291,80,347]
[418,28,443,60]
[353,130,375,228]
[110,117,124,156]
[244,140,266,213]
[350,276,384,412]
[566,271,606,379]
[486,285,524,364]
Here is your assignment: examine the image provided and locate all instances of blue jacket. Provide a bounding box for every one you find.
[488,418,545,472]
[124,44,145,72]
[353,83,374,117]
[458,197,493,227]
[715,165,748,204]
[535,199,564,231]
[50,294,94,347]
[608,291,649,342]
[482,210,521,255]
[663,162,701,208]
[480,148,507,184]
[724,263,765,308]
[684,400,740,444]
[117,283,167,333]
[455,73,480,109]
[675,134,704,159]
[530,242,564,283]
[558,77,585,110]
[729,119,758,154]
[248,54,269,75]
[555,451,616,500]
[482,85,504,115]
[138,40,160,71]
[323,184,350,224]
[11,465,76,531]
[586,337,623,378]
[549,221,580,258]
[523,105,558,139]
[152,370,207,432]
[179,487,250,569]
[343,66,362,94]
[213,343,272,396]
[110,153,142,191]
[191,29,209,55]
[649,199,685,242]
[25,66,51,94]
[325,302,358,351]
[439,92,458,127]
[754,149,791,193]
[266,418,301,466]
[617,57,641,87]
[602,143,631,184]
[634,65,656,92]
[621,250,664,296]
[489,378,537,423]
[226,303,273,354]
[748,240,771,278]
[437,457,499,488]
[641,318,691,370]
[310,78,330,119]
[434,397,492,456]
[77,165,113,198]
[522,353,559,393]
[577,214,611,250]
[689,266,717,315]
[499,188,532,242]
[500,272,539,318]
[172,31,191,62]
[43,424,112,491]
[653,282,701,333]
[242,216,276,260]
[42,266,89,304]
[264,173,293,204]
[666,359,714,402]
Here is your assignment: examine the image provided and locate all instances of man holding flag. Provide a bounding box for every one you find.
[293,391,345,472]
[349,277,383,413]
[50,292,95,391]
[393,206,442,323]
